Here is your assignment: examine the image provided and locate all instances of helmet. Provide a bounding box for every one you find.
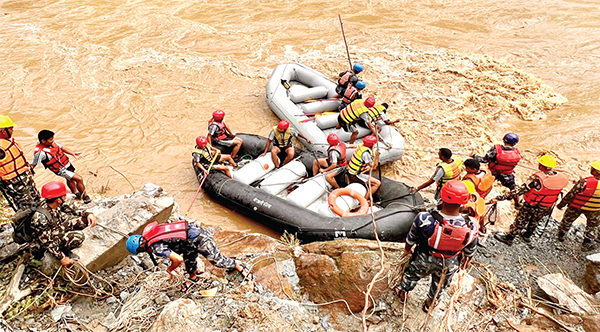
[41,181,69,199]
[591,160,600,171]
[277,120,289,131]
[503,132,519,145]
[538,154,557,168]
[362,135,377,148]
[212,110,225,122]
[0,116,16,129]
[364,97,375,108]
[440,180,470,205]
[196,136,208,148]
[352,63,364,73]
[126,235,143,255]
[355,81,366,90]
[327,133,340,146]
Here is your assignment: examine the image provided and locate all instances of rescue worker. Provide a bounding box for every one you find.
[474,133,521,205]
[0,116,41,210]
[207,110,244,160]
[357,101,400,129]
[556,160,600,250]
[462,158,495,199]
[193,136,237,179]
[30,181,97,267]
[411,148,464,200]
[126,218,253,292]
[260,120,311,169]
[335,63,363,96]
[347,135,380,199]
[338,81,366,111]
[31,130,91,204]
[394,180,477,312]
[336,97,380,144]
[491,154,569,245]
[312,133,354,189]
[461,180,487,233]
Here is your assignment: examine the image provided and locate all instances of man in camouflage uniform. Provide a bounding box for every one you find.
[31,181,97,267]
[0,116,41,210]
[556,160,600,250]
[491,155,569,245]
[126,218,252,291]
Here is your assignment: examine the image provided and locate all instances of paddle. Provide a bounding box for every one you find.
[297,112,337,123]
[185,152,219,216]
[338,15,353,70]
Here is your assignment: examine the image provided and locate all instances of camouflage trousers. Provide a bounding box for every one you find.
[33,230,86,259]
[398,251,459,302]
[558,206,600,241]
[0,172,41,210]
[183,226,237,275]
[508,202,552,237]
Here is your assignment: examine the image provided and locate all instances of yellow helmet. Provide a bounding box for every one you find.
[0,116,16,129]
[538,154,557,168]
[591,160,600,171]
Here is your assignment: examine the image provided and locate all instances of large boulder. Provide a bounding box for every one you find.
[584,253,600,294]
[537,273,598,315]
[150,299,210,332]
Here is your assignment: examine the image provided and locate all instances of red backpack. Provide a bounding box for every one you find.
[427,211,476,258]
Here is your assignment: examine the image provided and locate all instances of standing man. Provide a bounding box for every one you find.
[411,148,464,200]
[30,181,97,267]
[394,181,477,312]
[462,158,495,199]
[261,120,311,169]
[347,135,381,198]
[207,110,244,160]
[126,218,252,292]
[336,63,363,96]
[31,130,91,204]
[338,81,366,111]
[0,116,41,210]
[312,133,353,189]
[491,155,569,245]
[556,160,600,250]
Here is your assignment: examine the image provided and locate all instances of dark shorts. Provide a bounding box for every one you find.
[348,173,369,185]
[495,173,516,190]
[337,115,357,133]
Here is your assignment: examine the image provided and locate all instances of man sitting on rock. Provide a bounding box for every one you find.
[30,181,97,267]
[126,218,252,292]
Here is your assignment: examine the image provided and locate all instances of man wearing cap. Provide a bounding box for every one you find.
[30,181,97,267]
[556,160,600,250]
[261,120,311,168]
[207,110,243,160]
[491,155,569,245]
[0,116,41,210]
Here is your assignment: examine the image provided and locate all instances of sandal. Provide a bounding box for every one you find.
[181,277,199,292]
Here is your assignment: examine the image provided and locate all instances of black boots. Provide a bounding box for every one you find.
[494,233,515,245]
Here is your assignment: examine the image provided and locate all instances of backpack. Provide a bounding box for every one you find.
[11,204,52,244]
[427,211,476,258]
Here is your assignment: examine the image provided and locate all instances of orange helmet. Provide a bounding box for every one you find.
[362,135,377,148]
[327,133,340,146]
[440,180,470,205]
[212,110,225,122]
[277,120,289,131]
[196,136,208,148]
[41,181,69,199]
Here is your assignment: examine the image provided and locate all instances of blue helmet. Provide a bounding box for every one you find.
[126,235,143,254]
[355,81,366,90]
[503,132,519,145]
[352,63,363,73]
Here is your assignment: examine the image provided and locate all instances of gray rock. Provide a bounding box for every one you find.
[155,294,170,306]
[120,291,129,302]
[0,224,26,261]
[106,296,117,304]
[102,312,116,327]
[51,305,72,322]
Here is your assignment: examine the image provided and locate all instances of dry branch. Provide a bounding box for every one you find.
[0,263,32,314]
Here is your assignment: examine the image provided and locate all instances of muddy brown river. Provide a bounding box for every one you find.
[1,0,598,235]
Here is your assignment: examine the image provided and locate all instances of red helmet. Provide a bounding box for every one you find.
[41,181,69,199]
[327,133,340,146]
[362,135,377,148]
[196,136,208,148]
[212,110,225,122]
[364,97,376,108]
[440,180,470,205]
[277,120,289,131]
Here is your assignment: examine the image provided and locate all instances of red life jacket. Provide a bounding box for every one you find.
[338,71,353,87]
[142,220,188,247]
[427,211,476,259]
[208,119,228,140]
[489,145,521,175]
[523,171,569,207]
[341,86,359,104]
[327,143,347,167]
[570,176,600,211]
[34,143,70,173]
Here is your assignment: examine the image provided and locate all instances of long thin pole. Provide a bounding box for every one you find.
[338,15,353,70]
[185,153,219,216]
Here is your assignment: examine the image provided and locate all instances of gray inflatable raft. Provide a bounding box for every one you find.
[266,63,405,164]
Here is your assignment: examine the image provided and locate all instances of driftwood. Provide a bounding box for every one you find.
[0,263,32,314]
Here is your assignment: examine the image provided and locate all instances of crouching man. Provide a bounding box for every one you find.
[126,218,252,291]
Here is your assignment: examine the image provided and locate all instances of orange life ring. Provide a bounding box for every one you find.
[328,188,369,217]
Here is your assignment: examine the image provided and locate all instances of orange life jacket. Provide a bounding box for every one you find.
[34,143,70,173]
[570,176,600,211]
[428,211,476,259]
[143,220,188,247]
[0,138,29,181]
[341,86,360,104]
[523,171,569,207]
[337,71,354,87]
[489,145,521,175]
[463,170,495,198]
[208,119,228,140]
[327,143,347,167]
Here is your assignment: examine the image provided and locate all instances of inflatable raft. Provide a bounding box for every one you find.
[266,63,405,164]
[199,134,423,243]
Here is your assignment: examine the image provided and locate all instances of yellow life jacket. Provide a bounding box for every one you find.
[366,102,386,122]
[272,126,292,147]
[0,138,29,181]
[192,145,220,165]
[348,144,373,175]
[570,176,600,211]
[340,99,368,124]
[437,157,464,186]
